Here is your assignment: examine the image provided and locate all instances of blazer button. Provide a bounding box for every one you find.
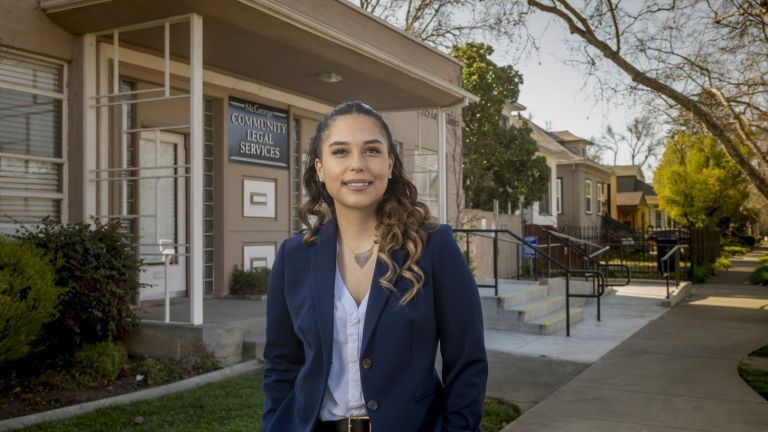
[366,400,379,411]
[361,358,372,369]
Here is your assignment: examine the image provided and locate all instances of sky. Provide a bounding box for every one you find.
[487,12,648,171]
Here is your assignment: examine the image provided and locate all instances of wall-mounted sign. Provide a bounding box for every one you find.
[228,97,288,168]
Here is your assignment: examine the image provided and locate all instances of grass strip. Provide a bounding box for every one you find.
[20,372,519,431]
[738,362,768,402]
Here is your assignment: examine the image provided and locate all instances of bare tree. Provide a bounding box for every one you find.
[523,0,768,199]
[354,0,525,51]
[595,114,663,170]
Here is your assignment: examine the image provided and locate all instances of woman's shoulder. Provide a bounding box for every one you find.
[424,223,455,245]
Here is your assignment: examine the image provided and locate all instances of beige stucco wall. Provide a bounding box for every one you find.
[383,109,463,225]
[556,162,611,227]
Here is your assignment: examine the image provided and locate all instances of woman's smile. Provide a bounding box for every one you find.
[342,179,374,191]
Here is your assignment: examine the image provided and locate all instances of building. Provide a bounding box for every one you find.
[551,131,613,230]
[505,108,578,227]
[609,165,671,230]
[0,0,475,325]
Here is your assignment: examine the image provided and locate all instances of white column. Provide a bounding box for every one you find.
[437,106,447,224]
[189,14,204,325]
[82,34,97,222]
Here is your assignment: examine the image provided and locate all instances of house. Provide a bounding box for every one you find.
[0,0,476,328]
[550,131,613,232]
[609,165,671,230]
[505,109,579,227]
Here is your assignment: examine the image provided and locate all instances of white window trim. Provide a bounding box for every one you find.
[556,178,562,215]
[585,179,593,214]
[0,48,68,231]
[597,182,604,215]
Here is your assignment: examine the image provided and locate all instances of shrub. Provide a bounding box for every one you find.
[0,239,60,366]
[750,261,768,286]
[714,256,733,273]
[692,263,714,283]
[230,265,270,295]
[723,245,749,257]
[72,341,128,387]
[16,217,143,355]
[130,357,184,386]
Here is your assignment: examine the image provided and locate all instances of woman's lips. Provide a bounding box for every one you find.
[343,180,373,191]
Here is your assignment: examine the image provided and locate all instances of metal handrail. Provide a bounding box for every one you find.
[453,227,607,336]
[543,228,631,287]
[660,244,688,298]
[589,246,611,259]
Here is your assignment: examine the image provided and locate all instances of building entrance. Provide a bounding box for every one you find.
[137,131,188,300]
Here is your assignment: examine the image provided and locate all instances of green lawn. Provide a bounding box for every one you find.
[20,372,519,431]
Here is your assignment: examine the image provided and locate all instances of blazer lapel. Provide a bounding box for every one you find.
[310,217,337,373]
[361,248,407,355]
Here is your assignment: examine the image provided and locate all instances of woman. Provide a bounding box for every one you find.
[262,101,487,432]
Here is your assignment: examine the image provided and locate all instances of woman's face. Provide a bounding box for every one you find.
[315,114,393,215]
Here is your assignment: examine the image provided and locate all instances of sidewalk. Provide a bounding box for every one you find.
[503,245,768,431]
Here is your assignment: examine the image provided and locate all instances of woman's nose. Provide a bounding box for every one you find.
[349,150,366,171]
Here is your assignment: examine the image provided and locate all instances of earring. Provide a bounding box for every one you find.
[318,176,324,183]
[388,174,392,179]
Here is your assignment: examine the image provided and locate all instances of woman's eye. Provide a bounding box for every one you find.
[366,147,382,155]
[331,148,347,156]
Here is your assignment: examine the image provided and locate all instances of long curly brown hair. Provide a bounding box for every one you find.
[298,101,436,304]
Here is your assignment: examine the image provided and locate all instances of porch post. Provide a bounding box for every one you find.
[189,14,204,325]
[437,106,447,224]
[82,34,97,221]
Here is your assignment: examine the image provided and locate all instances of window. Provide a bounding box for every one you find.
[203,98,215,295]
[290,117,305,234]
[556,178,563,214]
[655,209,662,229]
[539,175,551,215]
[410,147,439,217]
[597,182,604,215]
[585,179,593,214]
[0,50,65,227]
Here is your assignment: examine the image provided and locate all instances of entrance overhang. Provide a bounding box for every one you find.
[40,0,477,110]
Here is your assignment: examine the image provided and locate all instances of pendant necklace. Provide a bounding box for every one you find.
[350,243,375,269]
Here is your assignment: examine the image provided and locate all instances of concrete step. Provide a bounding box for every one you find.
[498,284,549,308]
[506,295,587,322]
[242,339,264,362]
[521,307,585,335]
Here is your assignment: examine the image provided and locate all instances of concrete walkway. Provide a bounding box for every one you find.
[503,245,768,431]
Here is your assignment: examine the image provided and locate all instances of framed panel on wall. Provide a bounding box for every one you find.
[243,177,276,219]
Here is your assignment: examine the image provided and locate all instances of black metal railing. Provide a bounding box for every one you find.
[660,244,688,299]
[454,228,607,336]
[542,228,631,288]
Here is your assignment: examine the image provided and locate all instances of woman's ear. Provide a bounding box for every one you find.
[315,158,324,182]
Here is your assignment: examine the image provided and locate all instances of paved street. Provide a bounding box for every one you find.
[502,245,768,431]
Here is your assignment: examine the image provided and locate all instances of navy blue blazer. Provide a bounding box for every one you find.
[262,218,487,432]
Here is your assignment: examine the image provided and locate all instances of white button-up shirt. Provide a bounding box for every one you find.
[319,264,369,420]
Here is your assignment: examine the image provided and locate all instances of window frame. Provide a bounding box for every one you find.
[597,182,604,215]
[556,177,563,215]
[585,178,593,214]
[0,48,68,231]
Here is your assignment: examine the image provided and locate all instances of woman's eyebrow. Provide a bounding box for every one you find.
[328,139,384,147]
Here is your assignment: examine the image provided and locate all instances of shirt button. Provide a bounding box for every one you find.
[361,358,372,369]
[366,400,379,411]
[351,394,359,402]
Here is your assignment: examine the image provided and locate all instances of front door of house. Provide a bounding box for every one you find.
[138,131,187,300]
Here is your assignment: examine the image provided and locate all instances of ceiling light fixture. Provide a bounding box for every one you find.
[316,72,342,83]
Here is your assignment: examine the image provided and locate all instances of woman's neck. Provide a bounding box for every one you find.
[334,206,378,250]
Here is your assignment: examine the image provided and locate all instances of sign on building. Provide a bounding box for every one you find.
[228,97,288,168]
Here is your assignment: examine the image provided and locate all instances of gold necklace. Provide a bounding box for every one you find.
[350,243,375,269]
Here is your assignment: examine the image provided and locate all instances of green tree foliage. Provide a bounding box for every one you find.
[0,239,60,366]
[654,132,752,229]
[450,42,550,211]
